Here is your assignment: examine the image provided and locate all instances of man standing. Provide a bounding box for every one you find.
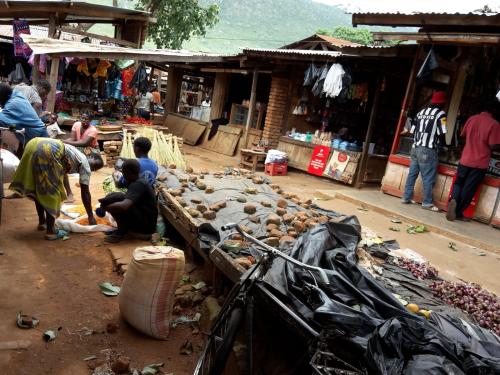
[402,91,448,211]
[13,80,52,116]
[447,101,500,221]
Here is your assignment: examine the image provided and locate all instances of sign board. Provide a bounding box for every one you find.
[324,150,350,180]
[308,146,330,176]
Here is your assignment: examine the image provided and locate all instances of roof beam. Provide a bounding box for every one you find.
[59,26,139,47]
[373,31,500,45]
[353,13,500,28]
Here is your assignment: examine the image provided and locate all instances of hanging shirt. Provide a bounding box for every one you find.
[410,105,447,149]
[460,112,500,169]
[323,63,345,98]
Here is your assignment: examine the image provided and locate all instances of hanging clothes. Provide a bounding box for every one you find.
[93,60,111,79]
[129,63,148,93]
[77,60,90,76]
[311,64,329,97]
[12,20,32,58]
[303,63,320,86]
[121,68,135,97]
[8,63,29,84]
[323,63,345,98]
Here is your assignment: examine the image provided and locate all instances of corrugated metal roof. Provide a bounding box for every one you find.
[315,34,362,48]
[23,36,230,63]
[0,25,102,44]
[352,12,500,27]
[243,48,341,57]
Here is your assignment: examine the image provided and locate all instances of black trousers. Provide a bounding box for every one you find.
[450,163,486,218]
[100,192,154,234]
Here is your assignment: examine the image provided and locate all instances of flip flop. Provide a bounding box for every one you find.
[45,229,68,241]
[104,233,124,243]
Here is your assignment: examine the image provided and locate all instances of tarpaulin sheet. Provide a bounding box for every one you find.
[263,221,500,374]
[157,168,346,253]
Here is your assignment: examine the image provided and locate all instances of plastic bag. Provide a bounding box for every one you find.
[0,149,20,183]
[55,214,115,233]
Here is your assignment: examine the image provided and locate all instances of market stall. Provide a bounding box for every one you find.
[353,12,500,225]
[274,58,407,186]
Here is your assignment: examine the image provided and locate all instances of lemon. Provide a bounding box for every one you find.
[406,303,419,313]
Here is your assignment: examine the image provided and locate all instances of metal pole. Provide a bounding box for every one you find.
[243,68,259,149]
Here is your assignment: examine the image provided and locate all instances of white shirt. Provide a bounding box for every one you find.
[135,92,154,110]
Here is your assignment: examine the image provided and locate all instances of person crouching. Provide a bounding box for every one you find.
[100,159,157,243]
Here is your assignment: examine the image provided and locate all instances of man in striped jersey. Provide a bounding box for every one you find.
[402,91,448,211]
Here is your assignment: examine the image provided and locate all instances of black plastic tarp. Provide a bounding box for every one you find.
[263,221,500,374]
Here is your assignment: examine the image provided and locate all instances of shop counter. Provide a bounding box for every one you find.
[383,154,500,226]
[277,137,388,185]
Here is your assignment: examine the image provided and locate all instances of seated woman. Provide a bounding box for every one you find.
[100,159,157,243]
[63,113,99,153]
[0,83,48,152]
[9,138,103,240]
[63,113,101,202]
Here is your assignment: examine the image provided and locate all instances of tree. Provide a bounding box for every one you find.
[137,0,219,49]
[317,26,374,46]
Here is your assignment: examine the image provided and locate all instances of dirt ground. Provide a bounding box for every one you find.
[1,145,499,375]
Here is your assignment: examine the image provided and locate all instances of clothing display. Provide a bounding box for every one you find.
[323,63,345,98]
[12,20,32,58]
[121,68,135,97]
[129,63,148,93]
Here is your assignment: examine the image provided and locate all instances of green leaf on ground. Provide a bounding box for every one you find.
[98,282,121,296]
[407,225,427,234]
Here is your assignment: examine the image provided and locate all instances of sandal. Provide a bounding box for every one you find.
[45,229,68,241]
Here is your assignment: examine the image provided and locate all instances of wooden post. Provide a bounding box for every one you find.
[446,60,468,145]
[46,57,60,113]
[210,72,230,120]
[31,54,40,84]
[48,14,57,38]
[355,77,382,188]
[165,66,182,114]
[390,44,422,155]
[243,68,259,149]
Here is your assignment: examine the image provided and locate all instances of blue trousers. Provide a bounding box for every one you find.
[403,146,438,206]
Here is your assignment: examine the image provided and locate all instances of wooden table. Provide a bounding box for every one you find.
[239,149,267,171]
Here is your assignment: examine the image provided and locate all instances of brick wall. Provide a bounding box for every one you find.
[262,76,289,147]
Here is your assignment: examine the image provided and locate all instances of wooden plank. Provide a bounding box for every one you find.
[182,122,207,146]
[210,72,230,120]
[164,113,187,137]
[200,125,242,156]
[209,247,245,283]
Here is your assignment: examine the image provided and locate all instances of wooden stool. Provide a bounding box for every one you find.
[239,149,267,171]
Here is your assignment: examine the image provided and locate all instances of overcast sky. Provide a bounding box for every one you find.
[313,0,500,13]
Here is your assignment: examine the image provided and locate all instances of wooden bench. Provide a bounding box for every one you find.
[239,149,267,171]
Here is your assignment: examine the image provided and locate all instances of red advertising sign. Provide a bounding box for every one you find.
[308,146,331,176]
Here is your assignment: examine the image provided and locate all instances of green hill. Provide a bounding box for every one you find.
[183,0,351,53]
[86,0,352,53]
